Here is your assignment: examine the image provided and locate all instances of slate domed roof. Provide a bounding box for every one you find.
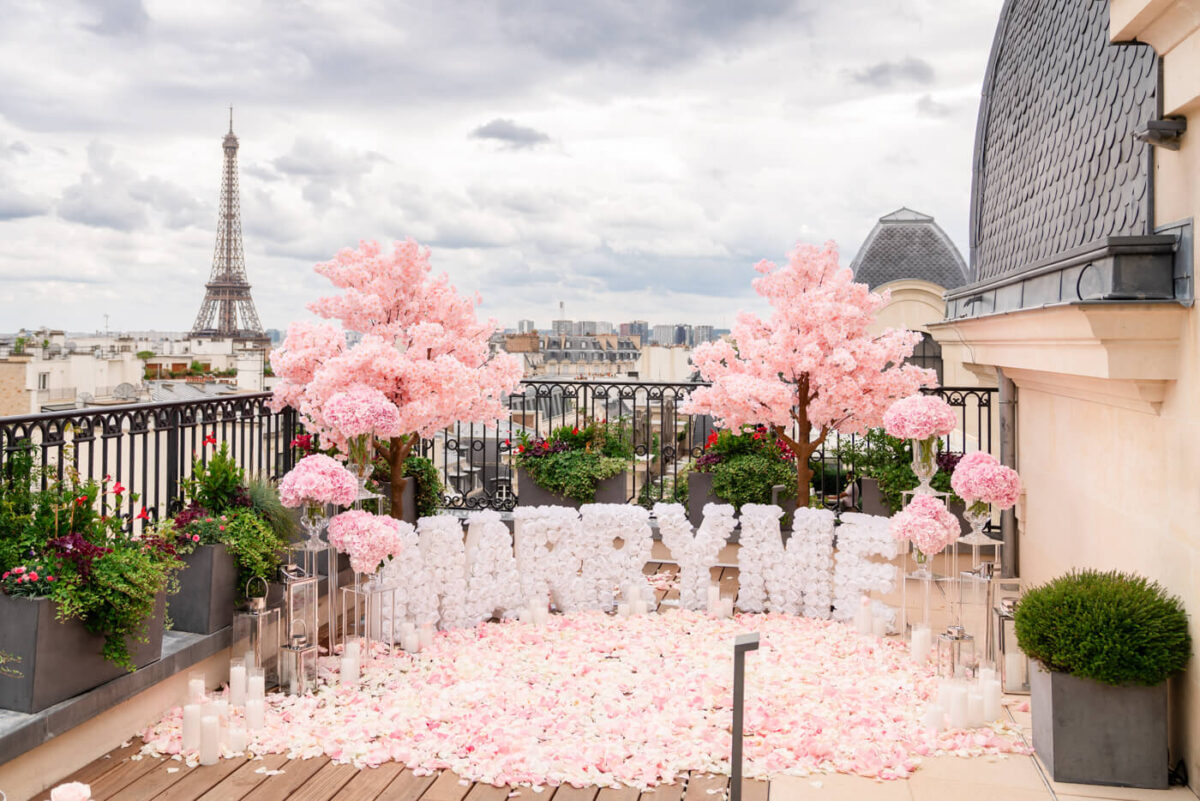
[850,208,969,291]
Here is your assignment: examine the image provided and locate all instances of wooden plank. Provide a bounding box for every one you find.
[464,782,512,801]
[31,740,146,801]
[288,761,360,801]
[682,773,726,801]
[240,756,331,801]
[148,757,246,801]
[375,768,437,801]
[194,753,290,801]
[596,787,640,801]
[553,786,599,801]
[737,779,767,801]
[418,770,473,801]
[330,762,405,801]
[87,754,166,800]
[642,562,662,576]
[106,758,189,801]
[638,781,684,801]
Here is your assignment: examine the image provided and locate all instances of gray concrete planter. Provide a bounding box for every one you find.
[0,592,166,714]
[169,544,237,634]
[858,477,891,517]
[685,471,794,538]
[1031,661,1169,789]
[516,467,628,509]
[376,480,418,524]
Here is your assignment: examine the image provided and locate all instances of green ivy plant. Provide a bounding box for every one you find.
[694,428,798,511]
[369,453,446,518]
[515,421,633,503]
[1014,569,1191,686]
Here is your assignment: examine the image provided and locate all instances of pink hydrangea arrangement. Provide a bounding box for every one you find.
[882,395,958,441]
[327,509,411,575]
[278,454,358,508]
[323,385,403,441]
[951,452,1021,509]
[889,494,960,557]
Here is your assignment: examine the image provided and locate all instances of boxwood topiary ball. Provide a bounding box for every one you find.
[1014,569,1191,686]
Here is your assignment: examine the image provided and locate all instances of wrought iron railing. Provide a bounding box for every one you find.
[0,382,997,522]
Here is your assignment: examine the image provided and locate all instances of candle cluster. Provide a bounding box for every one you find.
[924,666,1005,733]
[178,664,267,767]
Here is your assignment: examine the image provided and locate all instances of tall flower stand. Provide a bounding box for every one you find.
[340,574,402,658]
[287,527,340,653]
[958,500,1004,569]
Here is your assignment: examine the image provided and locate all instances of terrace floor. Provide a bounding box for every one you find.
[34,556,1195,801]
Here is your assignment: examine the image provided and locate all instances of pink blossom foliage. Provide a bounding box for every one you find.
[889,494,960,556]
[139,611,1029,786]
[882,395,958,440]
[327,510,411,575]
[951,455,1021,509]
[270,240,523,452]
[323,385,403,441]
[268,321,346,414]
[278,454,358,508]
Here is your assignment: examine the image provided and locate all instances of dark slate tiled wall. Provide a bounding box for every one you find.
[853,224,969,290]
[970,0,1158,282]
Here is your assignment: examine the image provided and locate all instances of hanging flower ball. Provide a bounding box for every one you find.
[882,395,958,440]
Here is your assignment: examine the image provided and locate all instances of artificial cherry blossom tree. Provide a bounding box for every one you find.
[271,239,523,520]
[681,241,937,508]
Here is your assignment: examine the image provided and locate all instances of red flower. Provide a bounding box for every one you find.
[518,445,526,454]
[75,495,89,506]
[504,439,511,446]
[203,433,217,446]
[27,572,37,581]
[572,427,579,435]
[47,576,54,582]
[13,566,24,574]
[752,431,764,440]
[192,534,200,542]
[2,571,8,579]
[219,525,225,532]
[113,482,126,496]
[135,507,150,521]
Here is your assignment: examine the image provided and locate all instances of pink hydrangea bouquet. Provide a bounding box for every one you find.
[882,395,958,440]
[327,509,411,575]
[889,494,960,559]
[323,385,404,478]
[278,454,358,508]
[951,451,1021,509]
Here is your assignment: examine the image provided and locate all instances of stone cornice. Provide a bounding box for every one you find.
[1111,0,1200,54]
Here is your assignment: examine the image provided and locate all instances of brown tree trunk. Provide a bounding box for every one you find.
[387,433,418,521]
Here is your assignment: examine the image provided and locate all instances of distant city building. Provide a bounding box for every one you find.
[621,320,650,341]
[536,334,641,378]
[594,321,614,335]
[573,320,598,335]
[551,319,573,336]
[674,324,692,346]
[517,319,536,334]
[651,324,675,345]
[0,329,149,415]
[693,325,715,344]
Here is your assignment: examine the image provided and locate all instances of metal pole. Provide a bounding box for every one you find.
[996,369,1018,578]
[731,632,760,801]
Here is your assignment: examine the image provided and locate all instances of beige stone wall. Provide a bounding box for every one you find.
[0,360,28,417]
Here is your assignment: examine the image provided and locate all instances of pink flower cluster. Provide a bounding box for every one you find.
[323,385,403,440]
[327,510,412,575]
[889,495,960,556]
[681,242,937,437]
[49,783,92,801]
[278,454,358,508]
[950,452,1021,509]
[882,395,958,440]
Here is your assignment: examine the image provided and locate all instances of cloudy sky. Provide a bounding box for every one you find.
[0,0,1002,334]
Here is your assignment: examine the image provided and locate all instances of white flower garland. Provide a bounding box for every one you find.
[833,512,899,624]
[464,510,523,623]
[512,506,586,611]
[654,502,731,611]
[418,515,471,630]
[735,504,785,613]
[377,519,438,632]
[579,504,653,610]
[783,507,836,619]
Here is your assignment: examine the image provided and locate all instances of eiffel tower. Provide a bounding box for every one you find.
[190,110,268,346]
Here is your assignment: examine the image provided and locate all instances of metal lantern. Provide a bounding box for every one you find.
[287,539,340,651]
[994,597,1030,694]
[231,578,281,686]
[281,563,319,651]
[279,620,319,696]
[936,624,976,679]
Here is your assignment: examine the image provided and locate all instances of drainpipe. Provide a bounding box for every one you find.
[997,369,1017,577]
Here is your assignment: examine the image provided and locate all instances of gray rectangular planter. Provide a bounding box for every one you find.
[858,477,890,517]
[516,467,628,508]
[1031,661,1169,789]
[0,592,166,714]
[169,543,237,634]
[685,471,794,539]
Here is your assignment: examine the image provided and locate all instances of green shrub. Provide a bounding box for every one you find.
[244,476,298,543]
[403,456,444,519]
[520,451,626,503]
[184,443,246,511]
[710,452,796,510]
[1014,569,1191,686]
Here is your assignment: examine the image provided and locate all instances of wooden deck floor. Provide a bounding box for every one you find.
[38,553,977,801]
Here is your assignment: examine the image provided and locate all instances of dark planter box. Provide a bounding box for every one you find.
[686,472,794,539]
[169,544,237,634]
[376,480,418,524]
[1031,661,1169,789]
[0,592,166,714]
[858,477,890,517]
[516,467,628,509]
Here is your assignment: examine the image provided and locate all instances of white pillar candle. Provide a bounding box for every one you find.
[344,639,360,660]
[227,725,247,754]
[707,585,721,616]
[245,698,265,731]
[978,666,996,684]
[534,605,550,626]
[967,691,985,728]
[910,625,932,662]
[872,614,888,638]
[947,684,969,729]
[181,703,202,752]
[247,674,265,702]
[419,623,435,650]
[525,603,540,624]
[632,599,649,616]
[1004,651,1025,692]
[982,678,1002,721]
[228,663,247,708]
[199,714,220,765]
[616,602,631,617]
[403,631,420,653]
[721,597,734,619]
[936,679,952,711]
[341,656,360,685]
[188,676,206,704]
[921,703,944,732]
[855,596,873,634]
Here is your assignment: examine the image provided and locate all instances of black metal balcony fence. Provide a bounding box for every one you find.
[0,382,996,524]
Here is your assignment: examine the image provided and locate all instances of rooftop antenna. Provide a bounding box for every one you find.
[229,105,234,134]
